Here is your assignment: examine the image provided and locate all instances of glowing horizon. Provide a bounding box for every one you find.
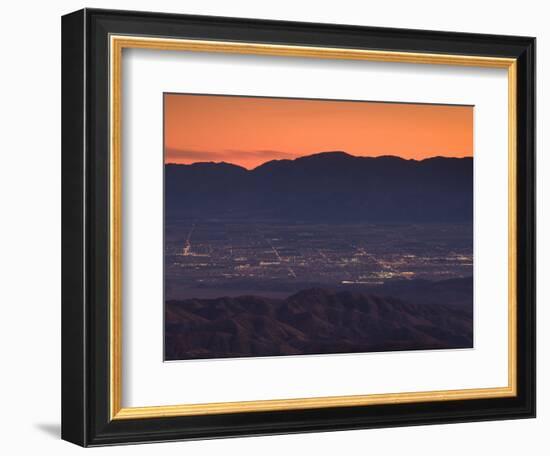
[164,93,473,170]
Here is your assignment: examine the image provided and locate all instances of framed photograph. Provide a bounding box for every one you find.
[61,8,535,447]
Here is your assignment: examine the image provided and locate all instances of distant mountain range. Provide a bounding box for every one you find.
[165,286,473,360]
[165,151,473,223]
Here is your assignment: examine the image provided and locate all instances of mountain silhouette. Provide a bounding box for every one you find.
[165,151,473,223]
[165,287,473,360]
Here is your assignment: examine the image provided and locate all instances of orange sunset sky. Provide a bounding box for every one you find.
[164,94,473,170]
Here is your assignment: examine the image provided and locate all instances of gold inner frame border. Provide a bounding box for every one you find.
[109,35,517,420]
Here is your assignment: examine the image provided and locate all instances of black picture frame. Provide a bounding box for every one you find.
[62,8,535,447]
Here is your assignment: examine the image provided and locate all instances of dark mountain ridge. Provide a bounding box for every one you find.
[165,287,473,360]
[165,151,473,223]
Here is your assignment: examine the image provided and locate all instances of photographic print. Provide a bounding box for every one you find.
[163,93,474,361]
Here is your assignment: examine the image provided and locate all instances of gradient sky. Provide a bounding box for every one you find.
[165,94,473,170]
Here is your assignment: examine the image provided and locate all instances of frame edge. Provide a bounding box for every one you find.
[61,8,88,448]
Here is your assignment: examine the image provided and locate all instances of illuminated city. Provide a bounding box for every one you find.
[165,221,472,300]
